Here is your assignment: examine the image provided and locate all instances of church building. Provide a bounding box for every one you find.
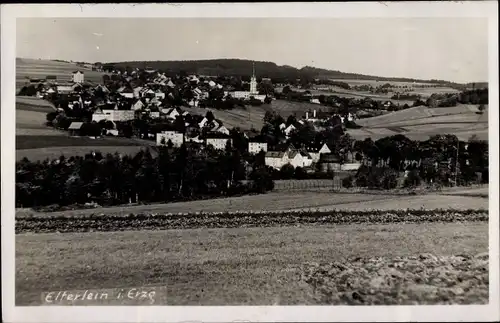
[229,63,267,102]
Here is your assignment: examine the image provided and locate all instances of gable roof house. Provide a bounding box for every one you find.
[68,122,84,136]
[284,124,296,137]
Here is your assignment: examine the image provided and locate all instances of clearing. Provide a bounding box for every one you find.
[15,221,488,305]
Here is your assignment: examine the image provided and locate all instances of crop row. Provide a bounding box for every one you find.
[15,209,488,234]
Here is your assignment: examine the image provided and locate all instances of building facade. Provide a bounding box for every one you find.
[206,138,231,150]
[71,71,84,83]
[92,109,135,122]
[157,131,184,147]
[248,142,268,154]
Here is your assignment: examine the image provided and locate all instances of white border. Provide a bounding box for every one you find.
[2,3,499,322]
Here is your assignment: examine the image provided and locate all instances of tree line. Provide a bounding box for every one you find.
[16,144,275,209]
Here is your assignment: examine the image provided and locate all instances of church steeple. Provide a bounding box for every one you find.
[250,61,257,95]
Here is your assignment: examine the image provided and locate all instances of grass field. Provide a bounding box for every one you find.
[15,221,487,305]
[350,104,488,141]
[16,58,104,90]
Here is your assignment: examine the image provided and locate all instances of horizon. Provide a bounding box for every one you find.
[17,18,488,83]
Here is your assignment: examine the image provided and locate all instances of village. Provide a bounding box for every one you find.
[19,64,359,173]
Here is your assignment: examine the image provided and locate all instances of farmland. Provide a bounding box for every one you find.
[16,186,489,218]
[16,58,104,90]
[349,104,488,141]
[16,220,488,305]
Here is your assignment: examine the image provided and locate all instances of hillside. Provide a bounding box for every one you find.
[106,59,468,86]
[16,58,104,90]
[350,104,488,141]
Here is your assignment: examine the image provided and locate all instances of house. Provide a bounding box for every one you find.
[132,99,145,111]
[56,85,73,94]
[157,130,184,147]
[318,154,342,172]
[307,143,332,163]
[284,124,296,137]
[150,111,160,119]
[264,151,288,169]
[198,117,209,128]
[206,136,232,150]
[279,123,286,130]
[215,125,230,136]
[287,150,309,168]
[92,108,135,122]
[248,141,268,154]
[68,122,84,136]
[167,80,175,88]
[164,107,181,120]
[71,71,84,83]
[119,88,134,99]
[155,90,165,100]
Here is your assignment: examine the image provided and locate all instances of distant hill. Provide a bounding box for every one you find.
[106,58,477,87]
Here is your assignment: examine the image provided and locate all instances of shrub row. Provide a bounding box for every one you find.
[16,209,488,234]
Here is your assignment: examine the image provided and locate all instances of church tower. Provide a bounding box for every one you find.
[250,62,257,95]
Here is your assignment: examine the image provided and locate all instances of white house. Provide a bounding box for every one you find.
[206,137,231,150]
[155,90,165,100]
[71,71,84,83]
[265,151,289,169]
[279,123,286,130]
[198,117,209,128]
[132,100,145,111]
[284,124,296,137]
[157,131,184,147]
[308,143,332,163]
[216,126,230,136]
[248,142,268,154]
[92,108,135,122]
[56,85,73,94]
[164,108,181,120]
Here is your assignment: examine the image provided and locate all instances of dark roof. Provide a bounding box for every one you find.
[319,153,341,163]
[72,70,85,74]
[265,151,286,158]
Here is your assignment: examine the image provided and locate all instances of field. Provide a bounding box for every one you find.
[350,104,488,141]
[16,186,489,218]
[15,97,155,161]
[184,99,326,131]
[16,58,104,90]
[16,221,488,305]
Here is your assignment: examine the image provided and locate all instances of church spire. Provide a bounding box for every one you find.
[252,62,255,78]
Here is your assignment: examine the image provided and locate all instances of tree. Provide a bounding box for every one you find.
[46,111,59,124]
[294,166,307,179]
[280,163,295,179]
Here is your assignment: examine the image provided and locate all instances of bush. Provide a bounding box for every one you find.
[294,166,307,180]
[403,170,422,188]
[342,175,354,188]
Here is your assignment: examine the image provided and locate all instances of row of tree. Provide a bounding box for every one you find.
[16,144,274,209]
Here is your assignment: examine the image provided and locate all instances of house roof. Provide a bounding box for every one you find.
[72,70,84,74]
[68,122,84,130]
[265,151,286,158]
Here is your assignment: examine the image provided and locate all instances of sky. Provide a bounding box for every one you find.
[17,18,488,83]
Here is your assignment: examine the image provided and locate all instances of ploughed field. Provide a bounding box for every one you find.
[16,219,488,305]
[15,186,489,305]
[349,104,488,141]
